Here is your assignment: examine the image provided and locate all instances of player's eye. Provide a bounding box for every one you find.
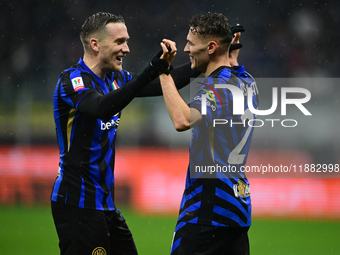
[116,39,126,45]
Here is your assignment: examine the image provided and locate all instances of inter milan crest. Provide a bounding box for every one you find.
[92,247,107,255]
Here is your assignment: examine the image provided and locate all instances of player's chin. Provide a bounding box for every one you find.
[191,63,199,71]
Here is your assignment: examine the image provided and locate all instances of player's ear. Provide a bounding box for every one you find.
[89,38,100,53]
[207,41,217,55]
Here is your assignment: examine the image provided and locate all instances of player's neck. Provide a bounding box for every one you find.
[83,54,106,80]
[204,55,231,77]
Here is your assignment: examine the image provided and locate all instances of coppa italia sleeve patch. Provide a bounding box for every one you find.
[71,77,85,91]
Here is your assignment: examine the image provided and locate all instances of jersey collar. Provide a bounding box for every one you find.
[209,65,245,77]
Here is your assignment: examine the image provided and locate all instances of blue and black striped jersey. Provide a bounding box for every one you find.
[51,58,132,211]
[175,66,258,229]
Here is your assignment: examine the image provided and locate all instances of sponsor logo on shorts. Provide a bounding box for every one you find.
[233,179,250,198]
[92,247,107,255]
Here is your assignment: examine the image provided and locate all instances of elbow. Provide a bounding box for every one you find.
[171,112,191,132]
[174,120,190,132]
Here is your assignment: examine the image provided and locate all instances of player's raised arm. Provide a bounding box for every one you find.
[77,50,171,119]
[158,39,203,131]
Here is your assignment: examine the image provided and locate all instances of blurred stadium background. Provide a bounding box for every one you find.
[1,0,340,254]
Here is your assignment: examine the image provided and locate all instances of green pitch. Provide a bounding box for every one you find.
[0,206,339,255]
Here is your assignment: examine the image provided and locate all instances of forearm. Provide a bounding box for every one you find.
[137,62,201,97]
[159,74,191,131]
[78,65,159,119]
[78,81,139,119]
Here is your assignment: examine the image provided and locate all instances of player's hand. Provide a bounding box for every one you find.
[160,39,177,66]
[229,24,244,66]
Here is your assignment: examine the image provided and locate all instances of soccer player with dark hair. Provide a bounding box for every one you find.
[158,12,258,254]
[51,12,199,255]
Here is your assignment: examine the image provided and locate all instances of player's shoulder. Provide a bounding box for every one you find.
[232,66,256,82]
[231,65,246,76]
[60,63,89,80]
[59,63,95,93]
[211,66,237,83]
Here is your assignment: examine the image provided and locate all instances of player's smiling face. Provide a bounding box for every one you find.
[98,22,130,72]
[184,29,209,74]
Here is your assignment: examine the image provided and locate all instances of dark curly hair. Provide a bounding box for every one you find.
[80,12,125,50]
[189,12,233,53]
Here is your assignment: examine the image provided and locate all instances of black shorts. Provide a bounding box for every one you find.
[51,201,138,255]
[170,223,250,255]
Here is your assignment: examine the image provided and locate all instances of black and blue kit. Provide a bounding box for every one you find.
[51,58,198,255]
[171,65,259,255]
